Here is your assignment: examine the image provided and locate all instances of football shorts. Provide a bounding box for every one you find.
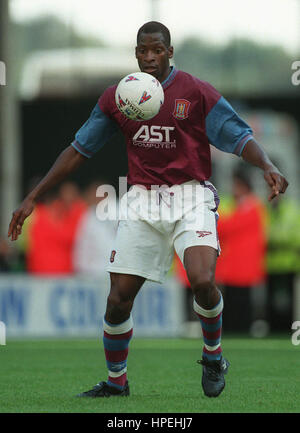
[106,180,220,283]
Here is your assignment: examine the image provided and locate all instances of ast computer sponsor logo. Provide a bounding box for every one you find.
[132,125,176,149]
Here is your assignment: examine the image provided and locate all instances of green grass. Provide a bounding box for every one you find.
[0,337,299,413]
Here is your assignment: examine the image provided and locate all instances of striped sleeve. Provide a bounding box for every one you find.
[72,102,118,158]
[205,96,253,155]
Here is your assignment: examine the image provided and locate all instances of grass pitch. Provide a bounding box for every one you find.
[0,336,299,413]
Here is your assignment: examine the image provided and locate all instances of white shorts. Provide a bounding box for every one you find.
[106,180,220,283]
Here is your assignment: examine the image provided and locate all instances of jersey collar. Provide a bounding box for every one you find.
[161,66,177,90]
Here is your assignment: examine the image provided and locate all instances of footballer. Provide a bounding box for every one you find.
[8,22,288,398]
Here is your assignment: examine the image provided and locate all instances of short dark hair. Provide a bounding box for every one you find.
[137,21,171,47]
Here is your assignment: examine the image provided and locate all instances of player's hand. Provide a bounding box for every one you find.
[264,166,289,201]
[8,197,35,241]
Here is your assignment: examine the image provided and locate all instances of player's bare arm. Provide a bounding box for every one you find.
[241,138,288,201]
[8,145,87,241]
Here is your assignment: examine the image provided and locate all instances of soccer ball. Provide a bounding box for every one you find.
[115,72,164,121]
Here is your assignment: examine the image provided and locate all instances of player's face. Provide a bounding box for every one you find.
[135,32,173,83]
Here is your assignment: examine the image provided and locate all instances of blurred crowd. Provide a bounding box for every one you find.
[0,179,118,276]
[0,173,299,334]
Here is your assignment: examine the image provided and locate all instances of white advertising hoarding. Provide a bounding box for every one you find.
[0,275,185,338]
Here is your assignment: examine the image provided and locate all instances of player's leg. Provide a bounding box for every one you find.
[77,272,145,398]
[77,204,171,397]
[183,245,229,397]
[173,179,229,397]
[105,272,145,323]
[103,272,145,390]
[184,245,223,359]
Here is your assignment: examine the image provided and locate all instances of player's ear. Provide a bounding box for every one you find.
[168,46,174,59]
[135,47,138,58]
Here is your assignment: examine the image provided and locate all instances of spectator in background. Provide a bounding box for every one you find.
[26,181,86,275]
[73,180,118,276]
[215,169,267,333]
[266,194,300,331]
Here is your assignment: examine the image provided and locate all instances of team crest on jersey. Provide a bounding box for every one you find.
[125,75,139,82]
[173,99,191,120]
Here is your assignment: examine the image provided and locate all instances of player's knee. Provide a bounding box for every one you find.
[107,290,133,310]
[106,274,143,322]
[188,270,215,295]
[106,287,135,322]
[188,270,219,309]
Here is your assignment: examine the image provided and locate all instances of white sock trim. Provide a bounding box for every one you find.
[204,343,221,352]
[108,367,127,378]
[103,315,133,335]
[193,294,223,318]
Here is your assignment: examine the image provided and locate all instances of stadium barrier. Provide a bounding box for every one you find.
[0,274,185,338]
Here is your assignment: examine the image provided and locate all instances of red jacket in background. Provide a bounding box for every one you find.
[27,199,86,275]
[215,194,267,287]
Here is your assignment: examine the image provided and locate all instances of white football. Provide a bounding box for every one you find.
[115,72,164,121]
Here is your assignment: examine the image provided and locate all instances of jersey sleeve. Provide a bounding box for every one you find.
[205,93,254,156]
[72,95,119,158]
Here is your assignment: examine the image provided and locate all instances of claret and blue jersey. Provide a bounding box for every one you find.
[72,67,253,187]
